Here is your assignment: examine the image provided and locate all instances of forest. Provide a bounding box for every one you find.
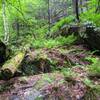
[0,0,100,100]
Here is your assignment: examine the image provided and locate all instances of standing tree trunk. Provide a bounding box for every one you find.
[75,0,80,21]
[48,0,51,32]
[2,0,9,44]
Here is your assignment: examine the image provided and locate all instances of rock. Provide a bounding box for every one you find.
[85,27,100,51]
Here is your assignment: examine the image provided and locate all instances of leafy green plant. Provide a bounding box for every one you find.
[32,34,77,49]
[51,16,75,33]
[61,68,77,78]
[81,11,100,27]
[85,56,98,64]
[88,59,100,75]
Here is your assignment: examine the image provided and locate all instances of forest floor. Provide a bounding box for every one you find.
[0,44,100,100]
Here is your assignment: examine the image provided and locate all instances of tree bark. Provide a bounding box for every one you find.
[2,0,9,44]
[1,52,25,79]
[75,0,80,21]
[48,0,51,32]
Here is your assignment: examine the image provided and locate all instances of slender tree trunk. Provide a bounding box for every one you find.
[48,0,51,32]
[75,0,80,21]
[2,0,9,44]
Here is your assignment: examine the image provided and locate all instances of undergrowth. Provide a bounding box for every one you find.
[88,59,100,75]
[32,34,77,49]
[50,16,75,33]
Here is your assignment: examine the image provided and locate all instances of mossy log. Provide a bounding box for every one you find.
[1,52,25,79]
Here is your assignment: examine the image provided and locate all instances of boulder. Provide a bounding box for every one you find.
[85,27,100,51]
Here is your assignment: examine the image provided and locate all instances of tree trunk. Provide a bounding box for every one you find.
[2,0,9,44]
[1,52,25,79]
[75,0,80,21]
[48,0,51,32]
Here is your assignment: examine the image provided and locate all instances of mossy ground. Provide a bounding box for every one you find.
[0,44,100,100]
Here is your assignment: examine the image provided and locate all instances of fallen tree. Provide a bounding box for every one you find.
[1,52,25,79]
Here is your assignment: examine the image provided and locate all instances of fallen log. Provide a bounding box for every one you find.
[1,52,25,79]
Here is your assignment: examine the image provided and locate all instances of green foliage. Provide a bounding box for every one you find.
[43,74,55,84]
[51,16,75,33]
[81,12,100,27]
[83,78,100,100]
[0,0,48,43]
[61,68,77,78]
[32,34,77,49]
[85,56,98,64]
[83,78,94,88]
[88,59,100,75]
[34,25,48,39]
[80,0,100,27]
